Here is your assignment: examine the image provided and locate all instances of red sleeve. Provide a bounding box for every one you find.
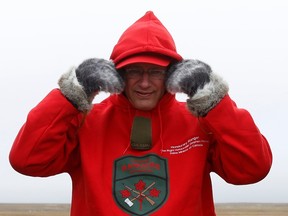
[9,89,83,177]
[199,95,272,184]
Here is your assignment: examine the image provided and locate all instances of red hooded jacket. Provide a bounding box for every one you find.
[10,11,272,216]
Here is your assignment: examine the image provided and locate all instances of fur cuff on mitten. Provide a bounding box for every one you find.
[58,67,92,112]
[186,72,229,117]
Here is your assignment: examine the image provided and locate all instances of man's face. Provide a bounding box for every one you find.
[123,63,167,111]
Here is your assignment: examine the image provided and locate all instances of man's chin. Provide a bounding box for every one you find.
[132,101,157,111]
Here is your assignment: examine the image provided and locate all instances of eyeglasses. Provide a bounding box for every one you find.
[124,67,166,80]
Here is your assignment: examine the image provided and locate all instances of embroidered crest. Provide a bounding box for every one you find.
[113,154,168,215]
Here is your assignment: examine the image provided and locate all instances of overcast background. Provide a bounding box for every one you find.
[1,0,287,204]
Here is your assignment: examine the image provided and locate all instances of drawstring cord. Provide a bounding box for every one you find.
[158,104,165,154]
[122,141,130,155]
[122,104,133,155]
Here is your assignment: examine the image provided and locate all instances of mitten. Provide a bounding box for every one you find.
[166,59,229,117]
[58,58,124,112]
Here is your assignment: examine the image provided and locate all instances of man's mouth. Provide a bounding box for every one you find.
[135,91,153,98]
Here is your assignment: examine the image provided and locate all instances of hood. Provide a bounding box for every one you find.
[110,11,183,69]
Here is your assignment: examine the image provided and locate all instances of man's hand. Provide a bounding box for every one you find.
[58,58,124,112]
[76,58,124,97]
[166,59,212,97]
[166,59,229,117]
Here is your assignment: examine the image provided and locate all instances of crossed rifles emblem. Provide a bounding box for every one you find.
[121,181,157,210]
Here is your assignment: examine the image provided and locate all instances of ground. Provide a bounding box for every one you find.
[0,203,287,216]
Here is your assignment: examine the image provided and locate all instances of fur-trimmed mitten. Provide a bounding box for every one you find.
[166,59,229,117]
[58,58,124,112]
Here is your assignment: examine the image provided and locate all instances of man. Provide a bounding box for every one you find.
[10,11,272,216]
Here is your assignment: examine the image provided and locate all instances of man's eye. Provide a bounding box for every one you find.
[150,70,164,75]
[127,69,140,75]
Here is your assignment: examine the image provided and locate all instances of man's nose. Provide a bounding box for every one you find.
[138,72,150,87]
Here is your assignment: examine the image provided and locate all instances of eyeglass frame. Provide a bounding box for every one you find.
[123,66,167,80]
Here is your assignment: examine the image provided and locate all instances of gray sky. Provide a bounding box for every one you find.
[1,0,287,203]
